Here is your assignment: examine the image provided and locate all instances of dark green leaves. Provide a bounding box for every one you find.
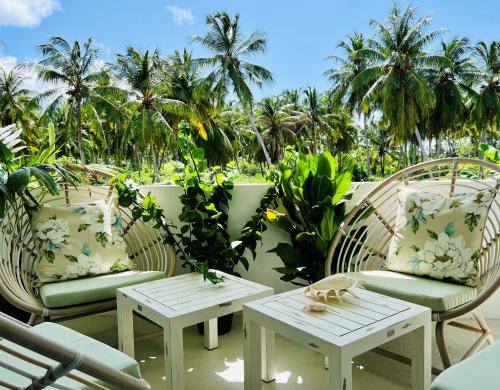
[7,167,30,194]
[64,255,78,262]
[427,229,438,240]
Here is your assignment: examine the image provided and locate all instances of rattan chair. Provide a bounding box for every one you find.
[325,158,500,371]
[0,311,150,389]
[0,166,176,325]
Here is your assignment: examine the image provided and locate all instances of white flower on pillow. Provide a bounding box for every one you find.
[409,192,445,216]
[35,218,69,246]
[79,207,105,233]
[113,234,127,250]
[410,227,477,284]
[459,190,494,216]
[65,252,105,278]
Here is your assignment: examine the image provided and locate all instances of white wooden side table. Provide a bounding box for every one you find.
[116,271,274,390]
[243,287,431,390]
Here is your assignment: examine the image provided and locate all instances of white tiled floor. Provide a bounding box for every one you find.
[64,314,500,389]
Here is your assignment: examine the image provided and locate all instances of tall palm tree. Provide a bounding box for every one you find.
[35,37,113,165]
[326,32,372,175]
[327,109,358,170]
[294,87,332,153]
[427,37,476,156]
[193,11,273,165]
[352,4,449,161]
[256,97,296,162]
[0,66,36,126]
[469,40,500,154]
[166,49,213,141]
[114,46,184,179]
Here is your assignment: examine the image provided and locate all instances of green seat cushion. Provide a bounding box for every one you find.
[348,271,476,312]
[431,341,500,390]
[0,322,141,389]
[40,270,165,308]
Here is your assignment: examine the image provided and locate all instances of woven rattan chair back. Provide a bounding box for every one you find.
[0,167,175,321]
[325,157,500,370]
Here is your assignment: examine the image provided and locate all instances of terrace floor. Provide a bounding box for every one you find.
[63,313,500,389]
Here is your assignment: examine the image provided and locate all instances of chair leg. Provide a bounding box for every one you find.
[28,313,40,326]
[435,321,452,369]
[471,311,495,345]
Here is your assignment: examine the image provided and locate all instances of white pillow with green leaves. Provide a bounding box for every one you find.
[31,199,132,285]
[386,187,496,287]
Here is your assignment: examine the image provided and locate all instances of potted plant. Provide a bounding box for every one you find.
[265,149,355,285]
[173,133,276,334]
[115,131,277,334]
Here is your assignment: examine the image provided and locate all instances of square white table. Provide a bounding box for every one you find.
[116,271,274,390]
[243,287,431,390]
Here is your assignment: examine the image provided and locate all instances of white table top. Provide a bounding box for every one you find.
[244,287,430,347]
[118,271,273,318]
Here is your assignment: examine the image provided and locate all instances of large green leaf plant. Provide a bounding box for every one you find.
[0,124,76,217]
[266,148,354,285]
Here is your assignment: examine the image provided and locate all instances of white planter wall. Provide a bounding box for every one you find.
[142,183,500,320]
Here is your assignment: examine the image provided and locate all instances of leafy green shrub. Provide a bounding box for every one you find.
[265,149,354,285]
[173,134,277,280]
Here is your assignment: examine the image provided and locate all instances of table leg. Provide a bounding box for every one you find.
[261,327,276,382]
[410,323,431,390]
[117,294,135,358]
[204,318,218,350]
[164,324,185,390]
[328,351,352,390]
[244,318,263,390]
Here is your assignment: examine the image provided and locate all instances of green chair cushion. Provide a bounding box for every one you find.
[0,322,141,389]
[431,341,500,390]
[348,271,477,312]
[40,270,166,308]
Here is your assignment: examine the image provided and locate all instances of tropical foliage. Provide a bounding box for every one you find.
[266,149,354,285]
[0,4,498,184]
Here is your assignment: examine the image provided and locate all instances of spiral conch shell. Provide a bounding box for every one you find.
[304,274,365,303]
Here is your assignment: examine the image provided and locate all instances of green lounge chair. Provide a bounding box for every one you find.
[431,341,500,390]
[0,311,150,389]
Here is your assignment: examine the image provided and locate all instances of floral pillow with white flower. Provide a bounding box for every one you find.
[31,199,133,285]
[386,187,497,287]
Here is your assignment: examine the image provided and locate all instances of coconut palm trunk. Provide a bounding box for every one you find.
[363,113,370,176]
[75,99,86,165]
[414,126,428,161]
[105,126,111,164]
[249,109,272,165]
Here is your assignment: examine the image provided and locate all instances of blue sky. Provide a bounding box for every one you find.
[0,0,498,98]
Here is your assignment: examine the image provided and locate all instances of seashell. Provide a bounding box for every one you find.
[304,302,329,312]
[304,274,365,303]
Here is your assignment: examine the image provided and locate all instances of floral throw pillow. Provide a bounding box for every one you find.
[386,187,496,287]
[31,199,133,285]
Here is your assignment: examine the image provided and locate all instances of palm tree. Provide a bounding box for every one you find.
[193,11,273,165]
[293,87,332,153]
[35,37,113,165]
[352,4,449,161]
[469,40,500,157]
[326,32,372,175]
[427,37,476,157]
[327,109,358,170]
[256,97,296,162]
[0,66,32,126]
[114,46,184,179]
